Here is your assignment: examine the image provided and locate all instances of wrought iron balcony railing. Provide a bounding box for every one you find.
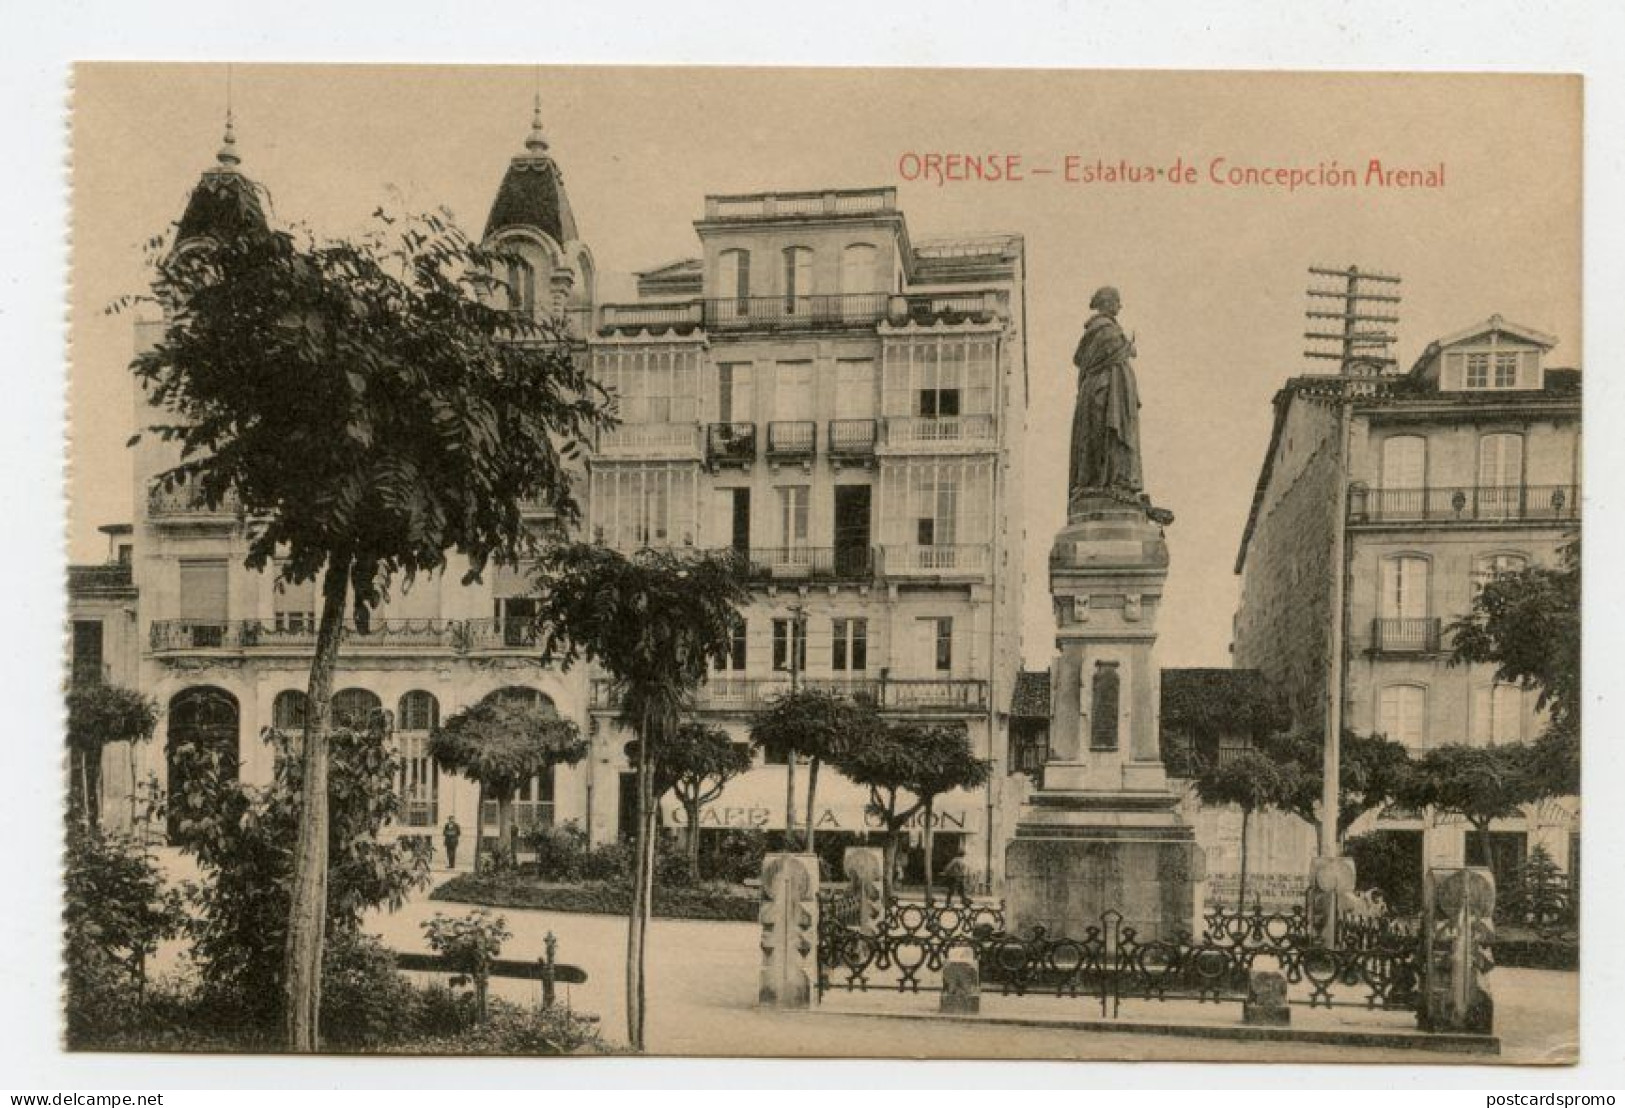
[457,617,541,651]
[883,414,996,448]
[1370,617,1443,654]
[147,484,240,519]
[827,419,878,457]
[767,421,817,458]
[1350,484,1579,524]
[704,293,889,332]
[732,546,876,582]
[150,618,462,654]
[590,674,987,713]
[879,543,991,576]
[706,422,757,467]
[68,564,134,592]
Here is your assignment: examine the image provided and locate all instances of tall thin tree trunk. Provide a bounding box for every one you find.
[922,799,936,905]
[1238,807,1252,912]
[685,797,703,882]
[473,782,487,873]
[626,713,656,1051]
[283,555,350,1053]
[497,795,514,869]
[882,827,900,902]
[804,757,821,854]
[783,752,797,852]
[77,751,92,832]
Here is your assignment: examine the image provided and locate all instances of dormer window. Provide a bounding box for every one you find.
[1464,351,1519,390]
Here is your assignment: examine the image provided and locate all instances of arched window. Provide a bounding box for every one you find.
[272,689,308,731]
[1377,684,1427,748]
[782,246,813,312]
[506,257,536,315]
[1472,683,1526,746]
[166,687,240,841]
[480,687,561,832]
[398,690,439,733]
[395,691,440,827]
[1378,555,1432,651]
[332,687,385,731]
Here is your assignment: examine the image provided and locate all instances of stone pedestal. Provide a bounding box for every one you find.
[1005,496,1202,941]
[758,853,820,1009]
[1418,867,1496,1035]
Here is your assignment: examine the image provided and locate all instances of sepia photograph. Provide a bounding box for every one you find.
[56,61,1582,1067]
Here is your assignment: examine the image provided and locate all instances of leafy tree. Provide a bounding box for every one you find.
[627,721,753,881]
[1262,727,1415,850]
[123,209,612,1049]
[1399,742,1539,838]
[65,684,158,831]
[750,688,884,852]
[1192,750,1304,909]
[421,909,512,1023]
[530,542,749,1050]
[169,719,431,1038]
[840,722,989,902]
[1450,538,1580,747]
[429,696,587,872]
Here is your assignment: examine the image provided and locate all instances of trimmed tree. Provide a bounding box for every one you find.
[1264,727,1415,851]
[750,688,884,852]
[530,542,749,1051]
[123,210,612,1050]
[429,696,588,872]
[1400,742,1539,839]
[627,722,753,881]
[65,684,158,832]
[1192,749,1304,910]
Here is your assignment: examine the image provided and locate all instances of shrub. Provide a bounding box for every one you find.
[707,829,768,885]
[430,872,758,922]
[1345,830,1423,916]
[1500,844,1574,930]
[384,995,614,1055]
[422,908,511,1022]
[319,931,420,1048]
[527,820,589,881]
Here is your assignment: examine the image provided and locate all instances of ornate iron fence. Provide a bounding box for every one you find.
[816,897,1423,1018]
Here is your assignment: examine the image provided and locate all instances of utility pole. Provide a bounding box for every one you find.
[1304,264,1401,945]
[783,602,807,852]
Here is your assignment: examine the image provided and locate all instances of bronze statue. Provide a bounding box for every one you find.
[1068,286,1168,523]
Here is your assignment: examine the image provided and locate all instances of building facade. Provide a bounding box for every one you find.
[582,187,1029,886]
[1233,316,1582,889]
[81,109,1030,884]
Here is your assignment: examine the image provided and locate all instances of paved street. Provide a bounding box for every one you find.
[357,870,1577,1063]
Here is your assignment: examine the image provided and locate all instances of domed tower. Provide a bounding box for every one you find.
[483,96,596,330]
[174,111,268,246]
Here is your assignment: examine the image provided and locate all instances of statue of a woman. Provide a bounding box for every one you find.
[1068,286,1145,509]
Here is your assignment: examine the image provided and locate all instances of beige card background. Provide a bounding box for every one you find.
[69,65,1580,672]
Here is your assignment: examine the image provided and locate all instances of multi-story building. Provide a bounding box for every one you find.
[116,112,597,850]
[1233,316,1581,890]
[582,187,1029,885]
[91,109,1030,884]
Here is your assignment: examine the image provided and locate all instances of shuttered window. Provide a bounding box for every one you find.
[179,560,229,622]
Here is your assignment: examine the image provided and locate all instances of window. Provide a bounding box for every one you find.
[1377,684,1427,747]
[782,246,813,307]
[1380,435,1426,489]
[272,689,308,731]
[772,617,806,673]
[1494,352,1517,388]
[919,616,953,673]
[1472,683,1526,745]
[1465,352,1490,389]
[718,249,750,308]
[840,243,879,295]
[716,362,753,424]
[775,361,813,420]
[592,464,697,550]
[777,486,810,554]
[70,620,103,687]
[716,618,747,672]
[1472,552,1528,596]
[272,572,317,633]
[506,257,536,314]
[832,618,868,672]
[1379,555,1429,620]
[397,690,440,733]
[332,688,385,731]
[834,359,876,420]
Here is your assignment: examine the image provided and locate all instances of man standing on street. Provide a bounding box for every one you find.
[442,816,462,870]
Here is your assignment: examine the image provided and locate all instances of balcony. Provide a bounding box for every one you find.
[147,483,240,522]
[882,414,996,450]
[596,301,703,336]
[591,674,987,714]
[1350,484,1579,525]
[737,546,876,583]
[827,419,878,464]
[767,421,817,465]
[706,422,757,469]
[1370,617,1443,654]
[596,422,702,459]
[150,618,461,655]
[879,543,991,578]
[704,293,889,333]
[457,617,541,652]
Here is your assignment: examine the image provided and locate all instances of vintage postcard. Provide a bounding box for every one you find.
[62,64,1581,1063]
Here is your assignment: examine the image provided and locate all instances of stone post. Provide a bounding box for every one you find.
[758,853,820,1009]
[940,946,981,1014]
[1242,954,1291,1026]
[843,846,885,936]
[1419,867,1496,1034]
